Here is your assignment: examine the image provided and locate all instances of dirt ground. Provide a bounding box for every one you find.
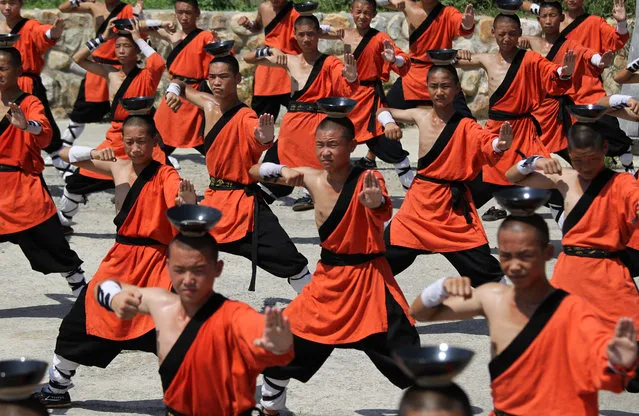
[0,121,637,415]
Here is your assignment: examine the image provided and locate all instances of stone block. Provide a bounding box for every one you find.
[319,39,344,55]
[479,17,494,44]
[468,93,489,119]
[46,50,71,70]
[210,13,228,31]
[41,10,61,24]
[370,15,387,32]
[246,33,265,50]
[461,70,480,97]
[386,14,404,40]
[401,18,409,39]
[521,19,541,36]
[321,13,351,30]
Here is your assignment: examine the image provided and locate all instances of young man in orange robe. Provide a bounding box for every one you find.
[0,47,86,295]
[33,115,196,408]
[250,117,419,415]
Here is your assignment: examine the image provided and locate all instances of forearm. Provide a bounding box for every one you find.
[59,0,91,13]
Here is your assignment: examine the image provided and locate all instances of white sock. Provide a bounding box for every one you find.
[47,354,80,393]
[620,152,634,167]
[261,376,289,411]
[61,267,86,296]
[288,266,311,294]
[59,189,85,223]
[61,122,85,146]
[395,157,414,190]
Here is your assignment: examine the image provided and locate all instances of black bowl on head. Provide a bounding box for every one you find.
[0,33,20,48]
[203,40,235,57]
[121,96,155,115]
[166,205,222,237]
[495,0,523,14]
[316,97,357,118]
[0,359,48,400]
[567,104,608,123]
[112,18,133,31]
[294,1,318,15]
[392,345,474,387]
[494,187,551,216]
[427,49,458,65]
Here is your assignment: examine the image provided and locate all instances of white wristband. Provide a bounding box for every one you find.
[24,120,43,135]
[394,56,405,67]
[135,38,155,58]
[377,110,395,127]
[320,24,331,34]
[617,21,629,35]
[420,277,449,308]
[376,0,390,6]
[591,54,602,68]
[45,28,53,40]
[68,146,94,163]
[610,94,632,108]
[492,137,504,153]
[516,155,542,175]
[461,21,473,31]
[259,162,285,181]
[166,82,181,96]
[96,280,122,312]
[70,0,81,7]
[530,3,540,15]
[627,57,639,73]
[557,66,571,79]
[145,19,162,28]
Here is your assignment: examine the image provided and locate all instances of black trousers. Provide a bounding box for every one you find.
[383,225,502,287]
[263,288,419,388]
[55,287,157,368]
[160,142,206,157]
[0,213,83,274]
[217,198,308,279]
[251,94,290,120]
[65,170,115,196]
[364,134,409,164]
[387,77,473,119]
[27,74,62,154]
[595,114,632,157]
[69,78,111,124]
[466,173,511,210]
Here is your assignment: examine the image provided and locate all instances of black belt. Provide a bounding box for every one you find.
[93,57,120,65]
[320,248,383,266]
[410,58,429,65]
[415,174,473,224]
[287,101,320,113]
[361,79,388,133]
[489,109,542,136]
[563,246,623,259]
[0,164,20,172]
[547,94,575,138]
[171,74,205,84]
[167,406,263,416]
[115,235,163,246]
[209,177,262,291]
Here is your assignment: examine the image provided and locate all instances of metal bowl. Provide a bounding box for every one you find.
[166,205,222,237]
[495,0,523,14]
[0,359,47,400]
[0,33,20,48]
[316,97,357,118]
[120,96,155,115]
[427,49,458,65]
[294,1,319,15]
[392,345,474,387]
[112,18,133,31]
[567,104,608,123]
[203,40,235,57]
[494,187,551,216]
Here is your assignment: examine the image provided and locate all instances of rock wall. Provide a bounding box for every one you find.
[23,9,634,120]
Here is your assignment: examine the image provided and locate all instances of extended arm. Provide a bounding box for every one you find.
[248,163,309,188]
[410,277,485,322]
[93,279,173,319]
[505,156,569,190]
[57,146,117,177]
[58,0,96,14]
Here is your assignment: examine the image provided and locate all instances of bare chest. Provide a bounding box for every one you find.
[343,30,363,55]
[417,116,446,159]
[107,72,127,102]
[288,56,315,95]
[486,60,511,96]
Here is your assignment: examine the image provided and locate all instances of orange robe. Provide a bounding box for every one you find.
[0,93,54,235]
[161,294,294,416]
[403,3,473,102]
[390,114,501,252]
[155,29,215,148]
[552,169,639,336]
[11,18,56,93]
[80,52,167,180]
[84,162,179,340]
[253,1,300,97]
[483,49,570,185]
[200,104,270,244]
[285,168,414,344]
[562,14,629,54]
[533,39,603,153]
[277,55,358,168]
[490,290,634,416]
[351,29,409,143]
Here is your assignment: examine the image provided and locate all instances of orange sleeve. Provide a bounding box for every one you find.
[24,96,52,149]
[33,23,57,55]
[161,168,182,208]
[597,17,629,52]
[621,178,639,226]
[146,52,166,90]
[467,121,502,167]
[536,53,571,97]
[367,170,392,222]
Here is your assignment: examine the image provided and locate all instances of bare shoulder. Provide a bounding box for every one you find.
[475,282,510,303]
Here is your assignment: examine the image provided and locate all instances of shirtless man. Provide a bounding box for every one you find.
[410,213,638,414]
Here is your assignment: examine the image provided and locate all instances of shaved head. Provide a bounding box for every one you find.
[168,233,219,262]
[0,47,22,69]
[295,15,320,31]
[427,65,460,85]
[567,123,605,151]
[493,13,521,29]
[498,215,550,247]
[123,114,157,137]
[316,117,355,141]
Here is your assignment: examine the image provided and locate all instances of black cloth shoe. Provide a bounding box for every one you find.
[292,195,314,212]
[32,389,71,408]
[481,206,507,222]
[353,157,377,169]
[626,371,639,393]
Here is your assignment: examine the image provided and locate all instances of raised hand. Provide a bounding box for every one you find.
[384,122,402,140]
[128,19,142,41]
[358,170,384,209]
[7,102,27,130]
[561,50,576,78]
[462,4,474,29]
[176,179,197,205]
[607,317,637,370]
[443,277,472,298]
[612,0,626,22]
[50,18,65,40]
[343,52,358,83]
[111,289,142,320]
[536,157,562,175]
[102,19,117,40]
[381,39,396,63]
[518,38,531,49]
[600,51,614,69]
[253,307,293,355]
[238,16,253,30]
[255,113,275,144]
[280,167,305,187]
[496,122,513,151]
[626,97,639,116]
[90,147,117,161]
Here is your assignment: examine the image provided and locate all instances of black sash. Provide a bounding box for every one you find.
[416,174,473,224]
[558,13,590,42]
[562,168,616,235]
[0,93,28,137]
[409,2,444,45]
[159,293,227,392]
[202,102,247,154]
[166,29,203,72]
[547,94,574,138]
[167,405,262,416]
[113,160,162,231]
[110,67,142,120]
[264,1,293,36]
[0,164,20,172]
[489,49,526,109]
[353,28,379,60]
[287,101,319,113]
[115,235,163,246]
[563,245,623,259]
[488,109,542,137]
[290,54,328,102]
[318,167,365,242]
[320,249,383,266]
[96,2,127,36]
[488,289,569,381]
[10,18,29,34]
[360,80,387,133]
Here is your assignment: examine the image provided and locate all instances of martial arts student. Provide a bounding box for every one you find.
[410,214,639,414]
[151,0,216,162]
[378,65,510,285]
[455,13,574,220]
[94,232,295,415]
[0,0,74,176]
[59,20,166,227]
[164,50,312,293]
[245,15,358,211]
[33,115,197,408]
[250,117,419,415]
[506,123,639,392]
[344,0,415,190]
[399,383,472,416]
[0,47,87,296]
